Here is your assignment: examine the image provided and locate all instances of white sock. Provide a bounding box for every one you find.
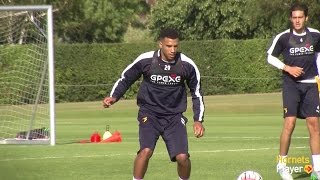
[179,177,189,180]
[312,154,320,171]
[133,177,143,180]
[277,155,287,168]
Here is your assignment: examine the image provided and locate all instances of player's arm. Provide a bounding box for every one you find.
[267,34,304,77]
[314,53,320,95]
[317,53,320,76]
[316,33,320,77]
[103,58,142,108]
[267,34,286,69]
[267,54,285,70]
[315,35,320,90]
[267,55,304,77]
[184,60,205,138]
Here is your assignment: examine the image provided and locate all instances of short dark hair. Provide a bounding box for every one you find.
[290,2,308,17]
[159,28,179,40]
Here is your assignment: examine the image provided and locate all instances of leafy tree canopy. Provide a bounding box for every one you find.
[149,0,320,40]
[1,0,145,43]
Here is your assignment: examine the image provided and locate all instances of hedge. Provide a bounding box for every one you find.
[0,39,281,103]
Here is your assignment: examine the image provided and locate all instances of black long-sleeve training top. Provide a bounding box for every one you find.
[267,27,320,82]
[110,50,205,122]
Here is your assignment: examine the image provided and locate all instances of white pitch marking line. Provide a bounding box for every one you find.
[189,146,308,153]
[198,136,309,139]
[0,146,308,162]
[73,136,309,140]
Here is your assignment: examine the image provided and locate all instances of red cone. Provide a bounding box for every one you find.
[90,132,101,143]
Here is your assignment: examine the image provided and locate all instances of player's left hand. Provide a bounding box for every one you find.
[193,121,205,138]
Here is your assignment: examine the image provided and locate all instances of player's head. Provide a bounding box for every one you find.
[159,28,180,40]
[158,28,179,61]
[289,2,308,17]
[289,2,308,33]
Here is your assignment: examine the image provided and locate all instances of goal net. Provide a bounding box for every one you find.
[0,6,55,145]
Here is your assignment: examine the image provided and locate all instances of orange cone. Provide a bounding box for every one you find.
[113,131,121,136]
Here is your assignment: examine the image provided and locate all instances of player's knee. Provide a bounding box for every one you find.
[283,119,296,132]
[138,148,153,159]
[309,124,320,133]
[175,153,189,163]
[306,118,319,126]
[307,120,320,134]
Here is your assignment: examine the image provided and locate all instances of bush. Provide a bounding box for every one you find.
[1,40,281,103]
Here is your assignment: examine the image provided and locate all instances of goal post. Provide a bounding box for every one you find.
[0,5,55,145]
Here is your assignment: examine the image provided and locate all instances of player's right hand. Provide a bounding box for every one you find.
[103,97,116,108]
[283,65,304,77]
[193,121,205,138]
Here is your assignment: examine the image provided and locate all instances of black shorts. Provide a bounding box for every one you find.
[137,110,189,162]
[282,81,320,119]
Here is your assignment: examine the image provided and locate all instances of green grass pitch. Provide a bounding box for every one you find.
[0,93,314,179]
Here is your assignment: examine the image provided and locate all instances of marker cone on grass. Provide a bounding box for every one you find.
[103,125,112,140]
[100,131,122,143]
[90,132,101,143]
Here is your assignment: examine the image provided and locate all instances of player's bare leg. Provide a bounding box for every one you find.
[280,117,296,156]
[306,117,320,178]
[306,117,320,154]
[176,153,191,180]
[133,148,153,179]
[277,117,296,180]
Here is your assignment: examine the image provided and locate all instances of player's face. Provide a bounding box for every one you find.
[159,37,179,61]
[290,10,308,33]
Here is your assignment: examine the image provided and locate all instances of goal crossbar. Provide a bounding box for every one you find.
[0,6,53,11]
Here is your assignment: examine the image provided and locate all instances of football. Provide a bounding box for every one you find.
[237,171,263,180]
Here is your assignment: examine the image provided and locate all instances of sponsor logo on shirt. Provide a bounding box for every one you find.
[150,73,181,85]
[289,44,314,56]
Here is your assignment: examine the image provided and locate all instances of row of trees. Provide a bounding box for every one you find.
[150,0,320,40]
[1,0,320,42]
[1,0,148,43]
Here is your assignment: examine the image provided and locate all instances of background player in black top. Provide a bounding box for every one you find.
[267,2,320,179]
[103,28,205,180]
